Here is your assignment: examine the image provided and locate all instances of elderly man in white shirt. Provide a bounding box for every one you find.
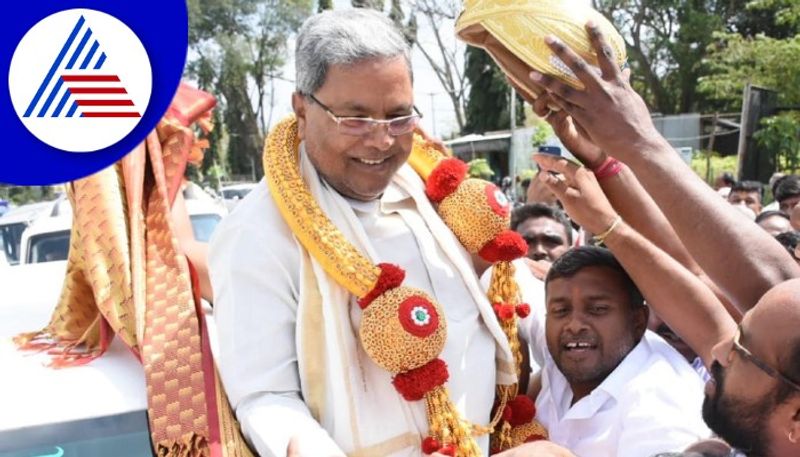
[520,246,711,457]
[208,8,521,457]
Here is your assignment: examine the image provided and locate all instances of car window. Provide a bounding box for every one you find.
[27,230,71,263]
[190,214,221,242]
[0,222,28,265]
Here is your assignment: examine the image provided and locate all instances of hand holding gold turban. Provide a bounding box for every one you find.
[456,0,627,102]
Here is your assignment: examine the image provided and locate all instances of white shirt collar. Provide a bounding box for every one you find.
[548,330,653,420]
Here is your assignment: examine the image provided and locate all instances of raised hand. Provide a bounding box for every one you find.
[526,22,664,160]
[530,92,606,170]
[532,153,617,235]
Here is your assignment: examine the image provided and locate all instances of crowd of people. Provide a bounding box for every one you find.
[204,7,800,457]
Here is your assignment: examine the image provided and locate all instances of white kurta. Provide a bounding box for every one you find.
[208,147,512,456]
[517,276,712,457]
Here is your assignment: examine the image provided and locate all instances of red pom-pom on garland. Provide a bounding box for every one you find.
[392,358,449,401]
[421,436,441,454]
[497,304,516,321]
[358,263,405,309]
[507,395,536,427]
[525,434,547,443]
[426,158,468,202]
[478,230,528,263]
[516,303,531,318]
[439,444,455,456]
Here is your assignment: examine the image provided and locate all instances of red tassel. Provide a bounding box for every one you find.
[392,358,449,401]
[498,304,516,321]
[422,437,441,454]
[516,303,531,318]
[358,263,405,309]
[478,230,527,262]
[426,158,468,202]
[508,395,536,426]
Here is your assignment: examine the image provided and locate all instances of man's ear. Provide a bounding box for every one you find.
[292,92,307,141]
[633,304,649,340]
[785,398,800,444]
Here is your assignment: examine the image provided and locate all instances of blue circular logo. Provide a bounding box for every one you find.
[2,1,187,185]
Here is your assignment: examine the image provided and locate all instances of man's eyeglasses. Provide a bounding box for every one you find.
[731,323,800,391]
[305,93,422,137]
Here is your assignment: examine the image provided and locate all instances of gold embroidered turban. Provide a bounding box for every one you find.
[456,0,627,100]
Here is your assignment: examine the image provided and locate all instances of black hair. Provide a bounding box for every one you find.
[511,203,573,245]
[545,246,644,309]
[731,180,763,199]
[720,172,735,187]
[774,231,800,259]
[755,210,790,225]
[773,175,800,204]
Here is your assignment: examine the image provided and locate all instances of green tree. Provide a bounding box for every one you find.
[463,47,523,133]
[698,16,800,174]
[467,158,494,179]
[593,0,798,114]
[755,112,800,173]
[185,0,312,178]
[698,33,800,112]
[318,0,333,12]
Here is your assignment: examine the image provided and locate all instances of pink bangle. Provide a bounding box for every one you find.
[592,157,624,180]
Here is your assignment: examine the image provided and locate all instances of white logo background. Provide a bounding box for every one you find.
[8,9,152,153]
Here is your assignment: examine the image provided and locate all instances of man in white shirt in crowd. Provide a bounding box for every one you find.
[524,246,710,457]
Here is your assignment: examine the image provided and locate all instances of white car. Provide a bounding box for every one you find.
[0,199,69,266]
[219,183,257,212]
[17,193,227,265]
[0,260,151,456]
[0,188,226,454]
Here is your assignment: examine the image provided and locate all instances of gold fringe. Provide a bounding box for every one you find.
[487,261,523,379]
[156,432,209,457]
[425,386,482,456]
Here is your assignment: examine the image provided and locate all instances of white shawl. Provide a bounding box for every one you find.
[292,147,516,456]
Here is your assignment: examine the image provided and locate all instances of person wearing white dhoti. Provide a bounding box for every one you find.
[208,9,521,457]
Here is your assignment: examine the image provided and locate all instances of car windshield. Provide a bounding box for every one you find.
[0,411,151,457]
[0,223,28,265]
[190,214,222,242]
[27,230,71,263]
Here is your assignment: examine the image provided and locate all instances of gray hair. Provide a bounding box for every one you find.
[295,8,412,94]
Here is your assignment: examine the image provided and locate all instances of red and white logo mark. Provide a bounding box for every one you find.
[9,9,152,152]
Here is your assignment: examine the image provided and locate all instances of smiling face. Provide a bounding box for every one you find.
[545,265,647,400]
[292,56,415,201]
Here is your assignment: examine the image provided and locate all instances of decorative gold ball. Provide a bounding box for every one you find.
[437,178,511,253]
[509,420,549,447]
[359,286,447,373]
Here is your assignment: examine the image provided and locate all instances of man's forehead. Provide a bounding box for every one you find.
[545,267,627,296]
[746,281,800,355]
[521,216,567,234]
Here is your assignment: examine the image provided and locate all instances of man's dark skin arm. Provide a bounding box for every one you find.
[521,23,800,311]
[517,87,740,319]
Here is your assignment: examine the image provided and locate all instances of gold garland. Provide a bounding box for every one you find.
[264,116,546,455]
